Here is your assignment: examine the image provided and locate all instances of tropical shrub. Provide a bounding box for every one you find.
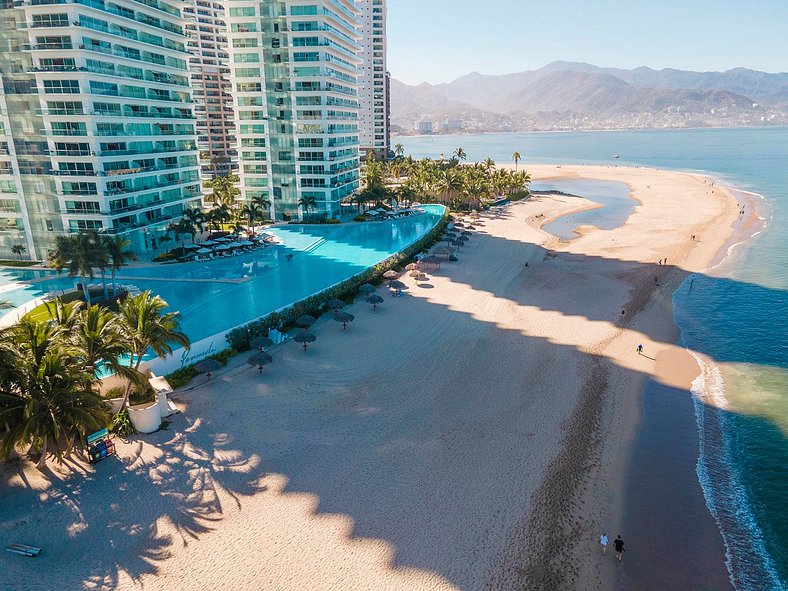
[110,409,137,437]
[165,366,198,389]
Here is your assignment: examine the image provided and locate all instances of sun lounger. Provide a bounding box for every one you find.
[6,543,42,557]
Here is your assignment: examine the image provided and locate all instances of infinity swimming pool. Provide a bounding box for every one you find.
[0,206,445,345]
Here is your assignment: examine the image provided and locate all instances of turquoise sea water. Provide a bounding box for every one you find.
[399,129,787,590]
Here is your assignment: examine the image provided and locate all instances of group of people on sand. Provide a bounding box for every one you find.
[599,533,625,562]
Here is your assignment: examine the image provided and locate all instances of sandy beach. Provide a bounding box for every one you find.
[0,165,741,590]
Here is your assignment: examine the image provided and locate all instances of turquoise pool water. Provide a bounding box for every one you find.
[0,206,444,343]
[533,179,635,239]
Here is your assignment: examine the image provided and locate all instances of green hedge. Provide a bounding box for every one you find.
[164,348,236,389]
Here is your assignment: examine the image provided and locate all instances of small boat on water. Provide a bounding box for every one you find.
[612,154,620,159]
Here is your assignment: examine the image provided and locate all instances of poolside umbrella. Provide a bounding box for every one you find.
[389,279,406,291]
[382,270,400,280]
[183,243,199,250]
[366,294,383,309]
[247,351,272,373]
[435,245,453,257]
[405,263,419,271]
[359,283,376,294]
[216,244,231,251]
[196,248,212,255]
[201,240,217,246]
[250,335,274,351]
[333,310,354,329]
[326,298,345,310]
[295,314,316,329]
[416,273,429,281]
[466,225,477,230]
[293,331,316,351]
[214,236,230,243]
[194,358,221,380]
[241,240,254,247]
[409,270,423,277]
[454,222,465,228]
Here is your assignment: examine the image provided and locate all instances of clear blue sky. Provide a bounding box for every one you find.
[388,0,788,84]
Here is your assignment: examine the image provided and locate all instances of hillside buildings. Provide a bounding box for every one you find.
[226,0,361,221]
[357,0,388,159]
[0,0,202,259]
[183,0,236,176]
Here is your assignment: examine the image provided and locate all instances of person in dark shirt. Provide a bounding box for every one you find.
[614,535,625,561]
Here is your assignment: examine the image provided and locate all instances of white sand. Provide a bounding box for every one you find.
[0,165,738,590]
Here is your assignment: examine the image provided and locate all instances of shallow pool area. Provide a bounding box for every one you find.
[534,179,635,239]
[0,206,445,345]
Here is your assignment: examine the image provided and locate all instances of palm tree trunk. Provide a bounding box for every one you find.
[81,275,91,305]
[111,269,117,297]
[36,436,48,469]
[102,272,108,300]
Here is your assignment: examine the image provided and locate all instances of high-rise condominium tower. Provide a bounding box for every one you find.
[183,0,236,176]
[0,0,202,260]
[357,0,388,159]
[226,0,361,221]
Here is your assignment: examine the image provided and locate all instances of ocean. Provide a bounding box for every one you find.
[395,128,788,590]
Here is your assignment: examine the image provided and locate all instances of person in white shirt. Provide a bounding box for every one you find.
[599,533,609,555]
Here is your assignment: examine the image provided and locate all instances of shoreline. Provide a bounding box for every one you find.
[0,164,746,590]
[515,164,741,589]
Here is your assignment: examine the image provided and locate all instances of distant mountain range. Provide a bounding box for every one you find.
[391,62,788,133]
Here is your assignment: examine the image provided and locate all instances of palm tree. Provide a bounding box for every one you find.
[117,291,189,408]
[0,318,108,468]
[49,232,104,305]
[482,157,495,171]
[512,151,522,170]
[394,143,405,158]
[436,168,465,207]
[103,235,136,297]
[182,208,206,242]
[74,304,129,379]
[203,173,240,206]
[297,195,318,221]
[10,243,26,261]
[241,201,263,231]
[208,203,232,234]
[44,298,83,333]
[453,147,467,162]
[251,194,271,223]
[167,218,196,253]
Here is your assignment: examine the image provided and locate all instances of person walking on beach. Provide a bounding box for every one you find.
[614,535,625,562]
[599,533,609,555]
[637,344,643,355]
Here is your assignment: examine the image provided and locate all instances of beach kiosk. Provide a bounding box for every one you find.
[86,428,115,464]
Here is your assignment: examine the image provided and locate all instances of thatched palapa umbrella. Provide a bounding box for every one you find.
[405,263,419,271]
[194,358,221,380]
[295,314,316,329]
[422,255,442,268]
[294,331,316,350]
[250,335,274,351]
[333,310,354,329]
[409,270,423,277]
[366,294,383,309]
[359,283,376,294]
[382,270,400,280]
[247,351,272,373]
[326,298,345,310]
[435,245,453,258]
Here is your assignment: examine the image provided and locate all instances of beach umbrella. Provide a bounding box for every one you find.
[182,243,199,251]
[241,240,254,246]
[325,298,345,310]
[409,270,423,277]
[454,222,465,228]
[422,255,442,268]
[333,311,354,329]
[293,331,316,351]
[405,263,419,271]
[295,314,316,329]
[416,273,429,281]
[216,244,231,251]
[366,294,383,309]
[250,335,274,350]
[194,358,221,380]
[462,230,472,236]
[201,240,217,246]
[359,283,376,294]
[214,236,230,243]
[382,270,400,280]
[389,279,406,290]
[196,248,212,255]
[466,225,477,230]
[247,351,272,373]
[435,245,453,257]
